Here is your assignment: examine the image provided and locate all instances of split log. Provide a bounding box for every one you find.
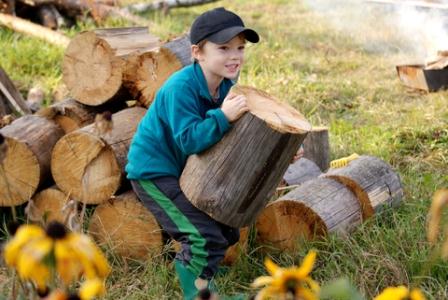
[31,186,68,224]
[89,191,163,260]
[302,126,329,171]
[62,27,160,106]
[323,155,403,218]
[0,115,64,206]
[51,107,146,204]
[256,177,362,252]
[0,13,70,47]
[282,158,322,186]
[46,98,126,133]
[123,34,191,107]
[0,66,31,116]
[180,85,311,228]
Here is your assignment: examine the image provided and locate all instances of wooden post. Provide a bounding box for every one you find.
[62,27,160,106]
[0,115,64,206]
[89,191,163,260]
[323,155,403,218]
[256,177,362,252]
[302,126,329,171]
[180,85,311,227]
[0,67,31,116]
[51,107,146,204]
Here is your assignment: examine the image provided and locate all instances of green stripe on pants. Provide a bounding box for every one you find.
[139,179,209,277]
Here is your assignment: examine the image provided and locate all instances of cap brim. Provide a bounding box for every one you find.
[207,26,260,44]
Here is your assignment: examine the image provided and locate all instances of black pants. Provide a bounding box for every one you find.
[131,177,239,279]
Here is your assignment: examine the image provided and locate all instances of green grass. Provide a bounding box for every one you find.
[1,0,448,299]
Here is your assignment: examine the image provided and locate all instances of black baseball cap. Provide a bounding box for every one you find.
[190,7,259,45]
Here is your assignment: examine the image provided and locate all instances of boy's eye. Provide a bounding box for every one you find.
[238,45,245,50]
[218,46,228,50]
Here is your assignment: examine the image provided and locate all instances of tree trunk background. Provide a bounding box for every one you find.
[180,85,311,227]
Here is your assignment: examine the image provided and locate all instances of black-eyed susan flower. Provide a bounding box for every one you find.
[251,250,319,300]
[3,221,110,291]
[374,286,426,300]
[45,278,106,300]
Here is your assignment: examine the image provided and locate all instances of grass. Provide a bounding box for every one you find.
[1,0,448,299]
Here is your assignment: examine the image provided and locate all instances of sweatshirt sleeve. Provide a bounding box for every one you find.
[162,87,231,155]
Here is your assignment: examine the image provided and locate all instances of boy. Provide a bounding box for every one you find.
[126,7,259,300]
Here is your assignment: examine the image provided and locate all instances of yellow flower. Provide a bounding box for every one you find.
[46,280,105,300]
[427,189,448,245]
[374,286,426,300]
[2,221,110,289]
[252,250,319,300]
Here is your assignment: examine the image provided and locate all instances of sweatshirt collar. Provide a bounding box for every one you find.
[193,62,233,103]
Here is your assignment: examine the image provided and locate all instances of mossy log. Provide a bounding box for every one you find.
[324,155,403,218]
[62,27,160,106]
[51,107,146,204]
[180,85,311,227]
[88,191,163,260]
[0,115,64,206]
[256,177,362,251]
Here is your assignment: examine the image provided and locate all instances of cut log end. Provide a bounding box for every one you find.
[221,227,249,266]
[0,137,40,206]
[32,187,68,224]
[232,85,312,134]
[89,191,163,260]
[256,200,327,251]
[51,132,121,204]
[62,31,124,105]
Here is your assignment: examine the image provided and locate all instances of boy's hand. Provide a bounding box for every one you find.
[221,93,249,122]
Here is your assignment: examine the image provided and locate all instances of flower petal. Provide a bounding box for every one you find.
[252,276,274,287]
[3,225,45,267]
[264,258,280,276]
[410,288,426,300]
[374,286,409,300]
[298,250,317,277]
[79,278,106,300]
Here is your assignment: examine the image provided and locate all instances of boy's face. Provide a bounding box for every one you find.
[192,35,246,80]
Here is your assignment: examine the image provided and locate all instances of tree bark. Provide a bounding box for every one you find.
[180,85,311,227]
[88,190,163,260]
[123,34,191,107]
[0,12,70,47]
[0,115,64,206]
[35,4,57,29]
[51,107,146,204]
[302,126,329,171]
[283,158,322,186]
[323,155,403,219]
[256,177,362,252]
[0,66,31,116]
[62,27,160,106]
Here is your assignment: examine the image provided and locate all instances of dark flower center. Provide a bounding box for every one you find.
[0,134,4,145]
[36,286,49,297]
[285,278,297,296]
[67,294,81,300]
[45,221,67,239]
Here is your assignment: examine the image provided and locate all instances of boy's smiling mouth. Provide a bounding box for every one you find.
[226,63,240,73]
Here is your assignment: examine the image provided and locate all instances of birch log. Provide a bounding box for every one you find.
[51,107,146,204]
[0,115,64,206]
[256,177,362,251]
[62,27,160,106]
[323,155,403,218]
[180,85,311,227]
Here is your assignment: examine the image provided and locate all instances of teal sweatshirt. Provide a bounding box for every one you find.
[126,62,234,180]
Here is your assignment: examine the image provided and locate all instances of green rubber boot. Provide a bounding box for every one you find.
[175,260,201,300]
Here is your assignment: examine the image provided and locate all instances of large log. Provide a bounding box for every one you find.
[256,177,362,252]
[302,126,329,171]
[282,158,322,186]
[180,85,311,227]
[51,107,146,204]
[88,191,163,259]
[323,155,403,218]
[0,115,64,206]
[62,27,160,106]
[0,66,31,116]
[123,35,191,107]
[31,186,68,224]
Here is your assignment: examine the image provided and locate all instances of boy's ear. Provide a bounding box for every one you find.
[191,44,202,61]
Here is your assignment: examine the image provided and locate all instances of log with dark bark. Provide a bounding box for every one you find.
[89,191,163,260]
[180,85,311,228]
[36,4,58,29]
[63,27,160,106]
[0,13,70,46]
[0,66,31,116]
[51,107,146,204]
[0,115,64,206]
[302,126,329,171]
[123,34,191,107]
[282,158,322,186]
[323,155,403,218]
[126,0,220,13]
[256,177,362,252]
